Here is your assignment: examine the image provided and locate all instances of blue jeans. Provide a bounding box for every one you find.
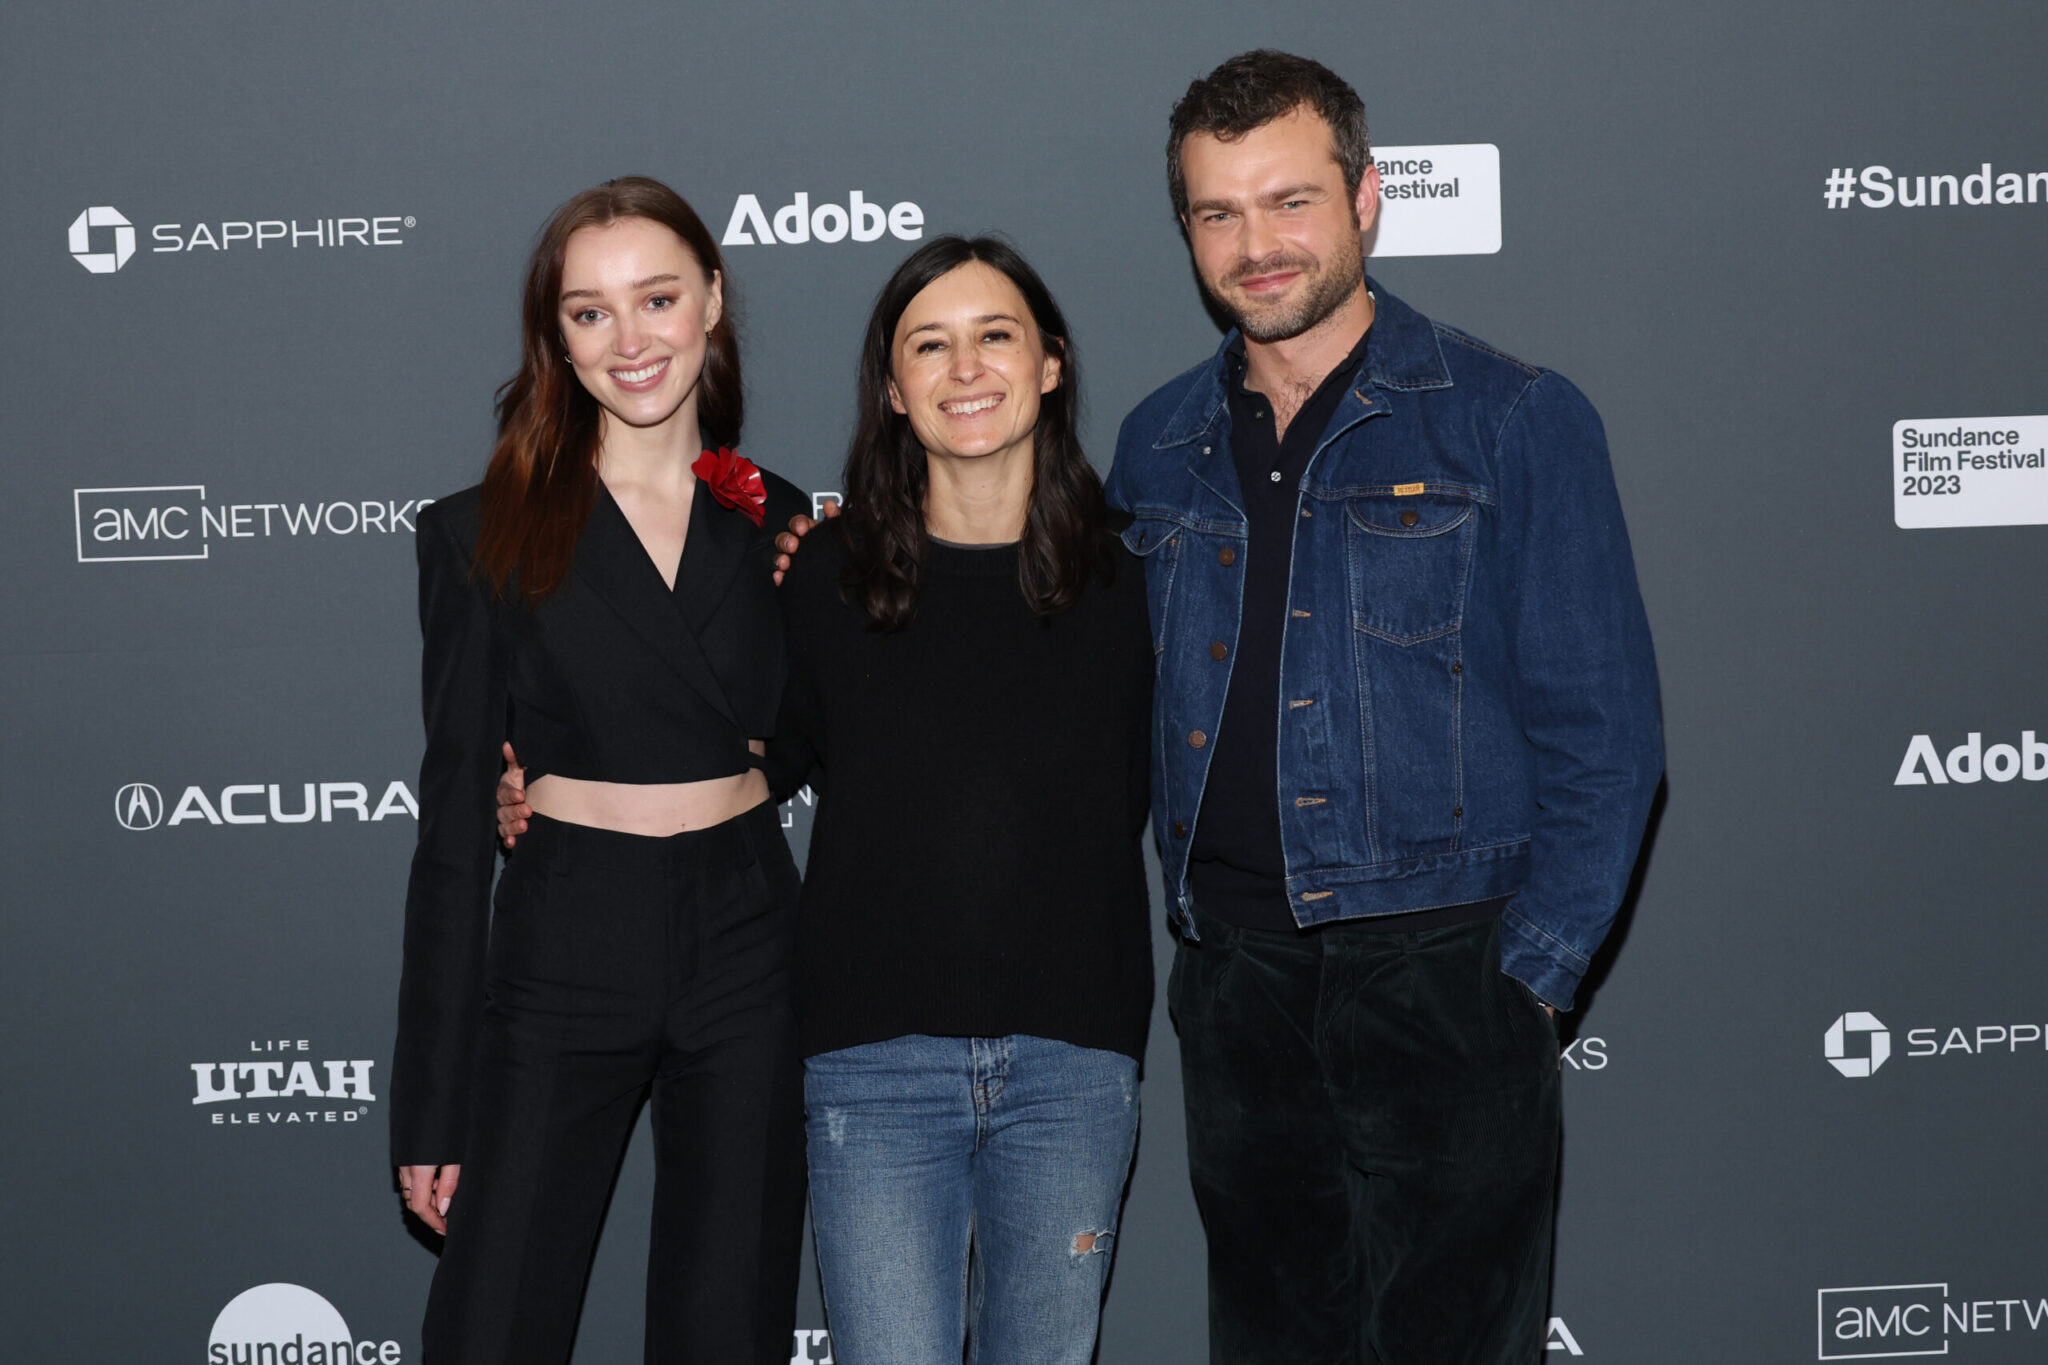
[803,1034,1140,1365]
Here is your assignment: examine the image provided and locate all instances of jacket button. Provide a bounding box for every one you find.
[1188,730,1208,749]
[1173,821,1188,839]
[1451,661,1463,675]
[1453,806,1464,818]
[1210,642,1228,660]
[1218,547,1236,566]
[1400,509,1420,527]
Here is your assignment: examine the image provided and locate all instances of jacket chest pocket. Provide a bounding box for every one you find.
[1344,494,1477,644]
[1121,515,1185,655]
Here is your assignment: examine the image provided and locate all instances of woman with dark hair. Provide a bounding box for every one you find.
[768,237,1154,1363]
[391,176,809,1365]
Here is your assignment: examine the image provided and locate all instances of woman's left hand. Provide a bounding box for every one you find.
[772,499,837,585]
[401,1162,461,1234]
[497,742,531,848]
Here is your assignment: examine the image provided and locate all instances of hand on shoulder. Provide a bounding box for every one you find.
[772,496,840,586]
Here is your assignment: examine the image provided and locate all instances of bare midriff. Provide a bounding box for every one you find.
[527,741,769,836]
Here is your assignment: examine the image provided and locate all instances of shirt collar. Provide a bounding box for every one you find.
[1225,318,1372,399]
[1156,276,1447,450]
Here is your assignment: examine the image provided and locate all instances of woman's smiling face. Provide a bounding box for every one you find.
[887,261,1060,466]
[558,216,722,437]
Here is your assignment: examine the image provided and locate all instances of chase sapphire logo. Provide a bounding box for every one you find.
[69,206,136,273]
[1824,1012,1891,1078]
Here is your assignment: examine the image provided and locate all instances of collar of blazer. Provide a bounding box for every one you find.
[573,480,751,730]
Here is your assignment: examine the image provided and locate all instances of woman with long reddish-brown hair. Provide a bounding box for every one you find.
[389,176,809,1364]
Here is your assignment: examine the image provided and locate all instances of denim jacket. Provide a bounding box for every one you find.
[1105,280,1662,1009]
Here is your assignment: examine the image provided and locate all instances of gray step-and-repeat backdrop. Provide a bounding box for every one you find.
[6,2,2044,1361]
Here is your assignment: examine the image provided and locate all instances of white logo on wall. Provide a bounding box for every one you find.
[115,780,417,829]
[1560,1037,1607,1072]
[193,1039,376,1127]
[1544,1318,1584,1355]
[780,784,817,833]
[722,191,923,246]
[69,205,415,274]
[1817,1281,2048,1359]
[1824,1010,2045,1078]
[74,486,434,563]
[790,1328,835,1363]
[1825,1012,1890,1077]
[1369,145,1501,257]
[1892,416,2048,529]
[116,782,165,831]
[1824,163,2048,210]
[69,206,136,273]
[208,1282,401,1364]
[1893,731,2048,786]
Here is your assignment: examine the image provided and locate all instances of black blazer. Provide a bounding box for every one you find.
[390,470,809,1165]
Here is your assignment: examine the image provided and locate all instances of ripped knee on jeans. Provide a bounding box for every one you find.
[1070,1230,1114,1257]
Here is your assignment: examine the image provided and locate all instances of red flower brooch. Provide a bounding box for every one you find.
[693,447,766,527]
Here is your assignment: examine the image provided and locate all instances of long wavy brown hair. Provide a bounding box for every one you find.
[474,177,743,600]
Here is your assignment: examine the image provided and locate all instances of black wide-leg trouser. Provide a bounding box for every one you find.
[1171,907,1561,1365]
[422,806,806,1365]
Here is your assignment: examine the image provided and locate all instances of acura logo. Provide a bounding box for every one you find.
[69,206,136,274]
[115,782,164,830]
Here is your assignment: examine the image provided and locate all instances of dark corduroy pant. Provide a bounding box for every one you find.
[422,806,806,1365]
[1171,908,1560,1365]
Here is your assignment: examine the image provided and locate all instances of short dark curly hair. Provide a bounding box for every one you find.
[1166,50,1371,222]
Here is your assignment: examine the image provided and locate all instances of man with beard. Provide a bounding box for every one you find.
[1105,51,1663,1363]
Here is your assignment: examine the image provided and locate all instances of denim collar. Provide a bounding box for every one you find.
[1151,276,1451,451]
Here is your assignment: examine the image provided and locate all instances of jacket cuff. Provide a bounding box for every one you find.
[1498,906,1588,1012]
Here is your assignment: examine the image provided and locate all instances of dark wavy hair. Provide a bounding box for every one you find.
[474,176,743,600]
[839,236,1110,631]
[1166,50,1372,225]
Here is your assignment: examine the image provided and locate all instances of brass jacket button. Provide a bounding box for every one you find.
[1218,547,1237,566]
[1400,509,1420,527]
[1188,730,1208,749]
[1210,642,1229,660]
[1173,821,1188,839]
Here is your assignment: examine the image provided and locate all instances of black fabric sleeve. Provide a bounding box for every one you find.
[389,501,507,1167]
[763,531,827,805]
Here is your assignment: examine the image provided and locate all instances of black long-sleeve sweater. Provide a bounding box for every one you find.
[766,519,1155,1062]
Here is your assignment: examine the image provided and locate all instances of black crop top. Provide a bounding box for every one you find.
[389,470,809,1165]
